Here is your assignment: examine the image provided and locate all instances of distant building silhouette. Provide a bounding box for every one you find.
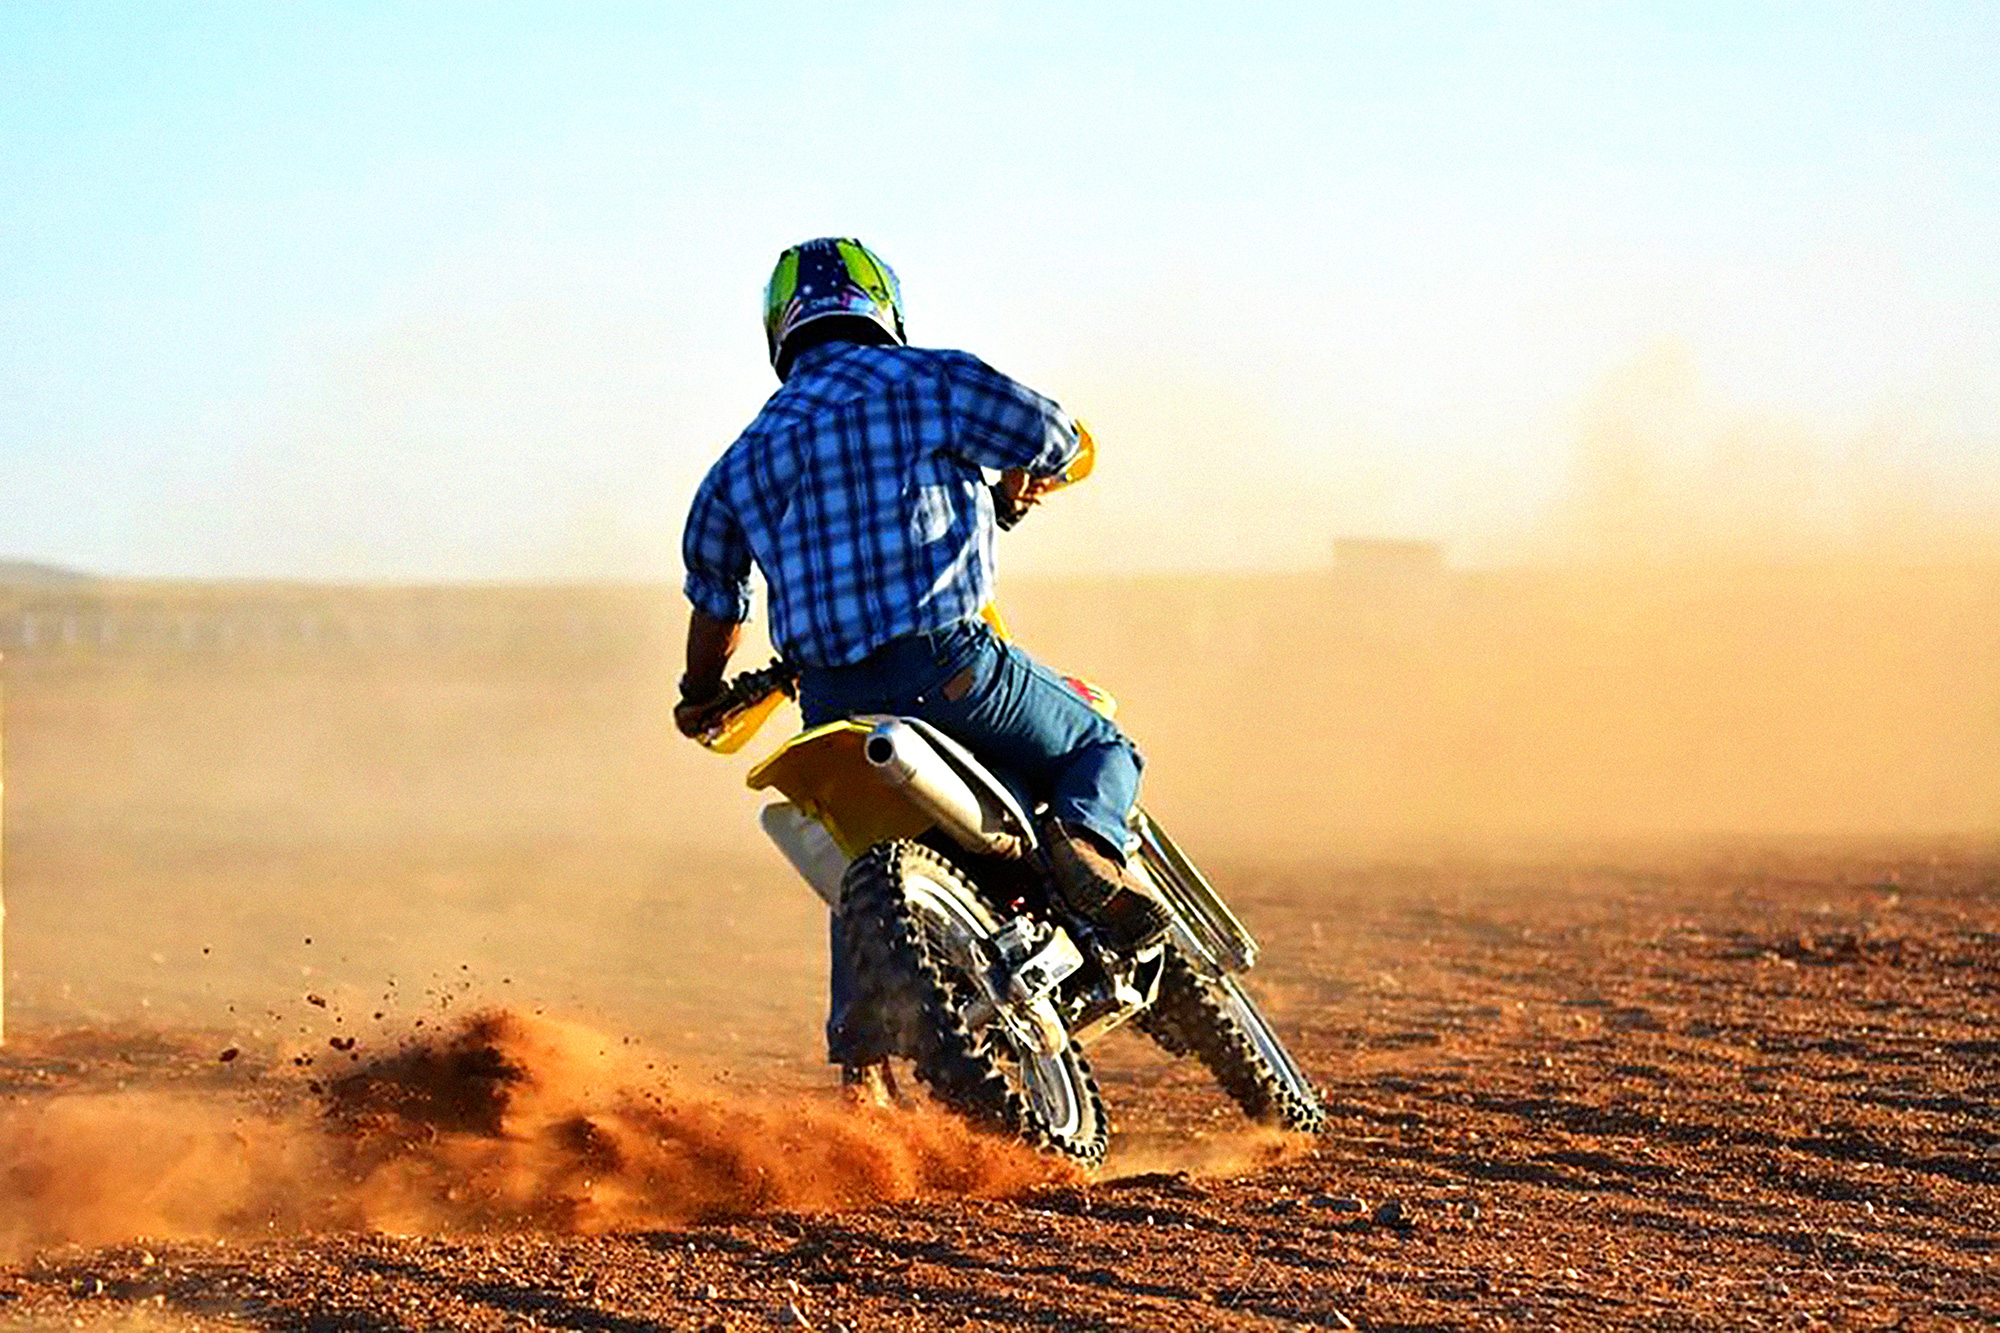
[1331,538,1445,581]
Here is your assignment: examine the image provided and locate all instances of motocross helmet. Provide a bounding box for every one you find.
[763,237,906,379]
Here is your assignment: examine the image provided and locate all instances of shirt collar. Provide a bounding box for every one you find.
[789,339,876,376]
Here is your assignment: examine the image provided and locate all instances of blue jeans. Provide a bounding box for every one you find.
[799,618,1143,1063]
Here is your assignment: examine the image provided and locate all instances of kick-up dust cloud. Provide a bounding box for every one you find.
[0,1011,1071,1260]
[1004,349,2000,851]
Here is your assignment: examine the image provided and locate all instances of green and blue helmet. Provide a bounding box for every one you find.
[763,237,906,379]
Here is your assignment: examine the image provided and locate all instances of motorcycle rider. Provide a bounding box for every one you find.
[675,236,1170,1084]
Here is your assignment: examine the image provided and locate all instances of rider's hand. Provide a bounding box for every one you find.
[995,468,1054,530]
[674,676,729,739]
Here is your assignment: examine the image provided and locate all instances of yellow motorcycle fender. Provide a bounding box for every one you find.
[744,721,931,859]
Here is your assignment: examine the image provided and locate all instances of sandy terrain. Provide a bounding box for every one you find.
[0,569,1994,1329]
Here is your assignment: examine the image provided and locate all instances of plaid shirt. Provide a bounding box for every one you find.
[682,342,1081,668]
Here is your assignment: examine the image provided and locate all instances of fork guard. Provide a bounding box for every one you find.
[1128,808,1260,976]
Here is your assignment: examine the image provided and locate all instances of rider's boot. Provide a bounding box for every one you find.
[1046,823,1172,953]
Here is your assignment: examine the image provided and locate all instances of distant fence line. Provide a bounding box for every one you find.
[0,568,1467,665]
[0,593,672,663]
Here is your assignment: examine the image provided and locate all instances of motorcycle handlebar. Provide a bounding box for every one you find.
[719,657,798,712]
[992,424,1096,531]
[688,658,798,751]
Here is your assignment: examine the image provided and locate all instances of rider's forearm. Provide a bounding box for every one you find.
[681,608,743,701]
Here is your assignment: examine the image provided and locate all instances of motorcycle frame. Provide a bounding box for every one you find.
[747,715,1261,1046]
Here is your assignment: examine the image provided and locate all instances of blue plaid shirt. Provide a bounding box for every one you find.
[682,342,1082,668]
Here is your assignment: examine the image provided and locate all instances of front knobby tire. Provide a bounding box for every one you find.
[1140,948,1326,1134]
[839,841,1109,1168]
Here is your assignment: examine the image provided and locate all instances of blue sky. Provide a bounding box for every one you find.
[4,2,1995,578]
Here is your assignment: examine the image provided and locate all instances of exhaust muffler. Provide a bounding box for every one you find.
[864,720,1025,858]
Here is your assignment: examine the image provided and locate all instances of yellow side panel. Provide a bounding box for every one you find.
[979,602,1011,642]
[745,722,930,858]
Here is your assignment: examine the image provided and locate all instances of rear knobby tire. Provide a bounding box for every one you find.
[1140,948,1326,1133]
[839,841,1109,1168]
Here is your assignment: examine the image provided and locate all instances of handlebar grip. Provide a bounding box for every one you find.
[693,658,799,753]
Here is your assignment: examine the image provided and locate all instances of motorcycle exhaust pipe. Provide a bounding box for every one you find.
[865,721,1025,859]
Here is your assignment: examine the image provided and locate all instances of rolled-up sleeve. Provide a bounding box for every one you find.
[940,352,1080,477]
[681,464,753,623]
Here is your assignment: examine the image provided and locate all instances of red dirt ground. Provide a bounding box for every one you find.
[2,842,1994,1331]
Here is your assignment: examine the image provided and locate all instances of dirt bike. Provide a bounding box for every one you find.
[689,440,1323,1167]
